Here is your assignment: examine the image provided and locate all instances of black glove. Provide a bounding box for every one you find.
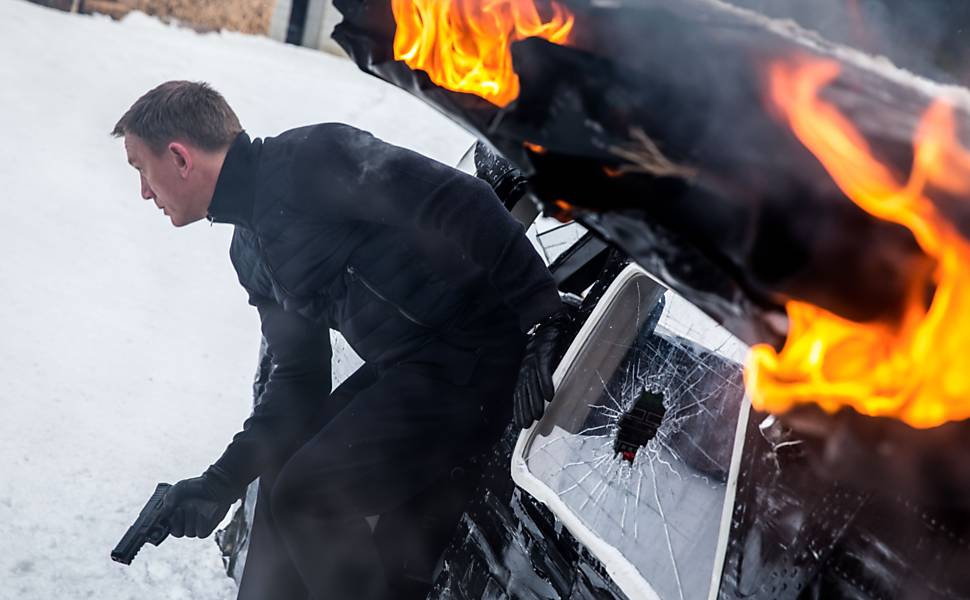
[473,141,529,210]
[514,309,575,429]
[160,465,242,539]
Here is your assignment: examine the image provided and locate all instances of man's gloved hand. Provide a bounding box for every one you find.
[514,308,575,429]
[161,465,242,539]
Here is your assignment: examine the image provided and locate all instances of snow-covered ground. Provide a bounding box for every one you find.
[0,2,473,598]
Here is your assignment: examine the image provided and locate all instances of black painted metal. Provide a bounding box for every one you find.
[286,0,310,45]
[719,407,970,600]
[428,427,630,600]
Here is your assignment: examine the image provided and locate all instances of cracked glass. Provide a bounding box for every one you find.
[518,267,749,600]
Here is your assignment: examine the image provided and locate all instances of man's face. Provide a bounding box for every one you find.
[124,134,207,227]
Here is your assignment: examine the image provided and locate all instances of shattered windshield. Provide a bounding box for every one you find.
[517,268,749,600]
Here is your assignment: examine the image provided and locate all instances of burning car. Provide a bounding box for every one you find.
[224,1,970,598]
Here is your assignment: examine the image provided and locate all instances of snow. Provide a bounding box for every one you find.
[0,2,472,598]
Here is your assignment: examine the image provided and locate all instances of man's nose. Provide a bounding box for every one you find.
[141,179,154,200]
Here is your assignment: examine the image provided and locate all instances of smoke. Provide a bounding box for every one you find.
[725,0,970,84]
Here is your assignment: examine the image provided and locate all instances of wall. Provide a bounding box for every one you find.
[303,0,345,55]
[268,0,345,55]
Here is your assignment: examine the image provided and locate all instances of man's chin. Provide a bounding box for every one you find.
[169,214,203,228]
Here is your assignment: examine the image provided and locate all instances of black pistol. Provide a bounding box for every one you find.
[111,483,172,565]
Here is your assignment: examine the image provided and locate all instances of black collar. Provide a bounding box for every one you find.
[207,131,258,227]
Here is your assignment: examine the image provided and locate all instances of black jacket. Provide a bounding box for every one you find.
[206,124,561,488]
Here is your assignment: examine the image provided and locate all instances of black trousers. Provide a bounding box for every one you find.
[236,334,525,600]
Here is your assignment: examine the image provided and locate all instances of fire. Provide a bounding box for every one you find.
[391,0,574,107]
[746,57,970,428]
[523,141,547,154]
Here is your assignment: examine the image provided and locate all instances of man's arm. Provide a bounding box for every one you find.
[157,298,332,540]
[212,297,332,490]
[295,124,562,332]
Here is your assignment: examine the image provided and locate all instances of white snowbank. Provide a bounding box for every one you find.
[0,2,472,598]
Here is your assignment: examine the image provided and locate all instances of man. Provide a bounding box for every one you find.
[113,80,565,599]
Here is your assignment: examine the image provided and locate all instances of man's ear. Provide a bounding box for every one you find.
[168,142,193,178]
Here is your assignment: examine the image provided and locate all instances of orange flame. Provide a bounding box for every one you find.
[746,58,970,428]
[391,0,575,107]
[524,141,548,154]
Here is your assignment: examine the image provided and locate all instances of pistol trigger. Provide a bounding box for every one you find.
[147,525,168,546]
